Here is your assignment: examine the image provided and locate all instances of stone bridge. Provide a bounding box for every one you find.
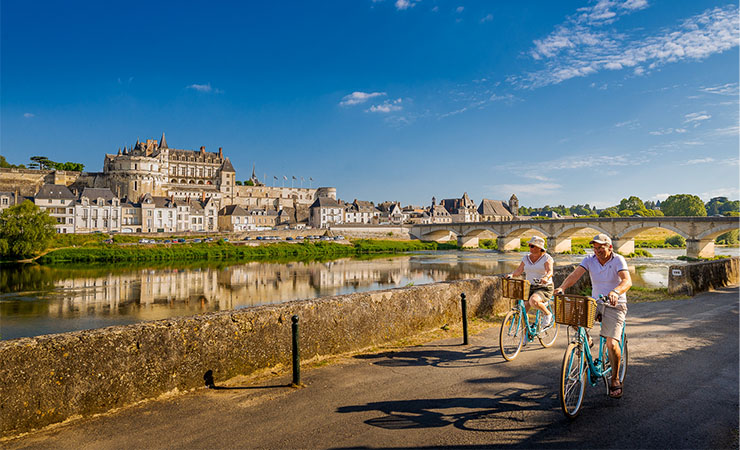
[410,216,738,258]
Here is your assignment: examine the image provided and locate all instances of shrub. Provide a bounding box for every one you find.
[664,235,686,247]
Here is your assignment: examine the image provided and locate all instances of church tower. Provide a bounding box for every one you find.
[509,194,519,217]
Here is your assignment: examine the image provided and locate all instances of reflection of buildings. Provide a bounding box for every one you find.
[43,256,517,320]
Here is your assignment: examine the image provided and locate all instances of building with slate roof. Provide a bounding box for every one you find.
[477,194,519,221]
[218,205,253,231]
[74,187,122,233]
[34,184,76,233]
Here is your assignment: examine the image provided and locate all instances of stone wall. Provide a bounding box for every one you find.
[330,225,412,240]
[0,277,505,437]
[668,257,739,295]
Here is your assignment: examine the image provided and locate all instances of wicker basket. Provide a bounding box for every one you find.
[502,278,530,302]
[554,294,597,328]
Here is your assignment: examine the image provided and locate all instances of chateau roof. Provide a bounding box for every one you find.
[159,132,168,149]
[221,158,235,173]
[35,184,75,200]
[478,199,513,217]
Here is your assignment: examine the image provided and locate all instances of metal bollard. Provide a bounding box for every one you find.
[291,315,300,386]
[461,293,469,345]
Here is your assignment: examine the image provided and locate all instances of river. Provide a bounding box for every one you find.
[1,247,737,340]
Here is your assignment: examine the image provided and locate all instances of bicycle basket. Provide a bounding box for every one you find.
[502,278,530,306]
[554,294,597,328]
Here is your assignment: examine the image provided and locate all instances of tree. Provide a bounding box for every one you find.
[244,180,255,186]
[30,156,55,170]
[0,155,25,169]
[618,196,646,213]
[706,197,740,215]
[644,200,657,210]
[599,207,619,218]
[661,194,707,216]
[0,200,57,259]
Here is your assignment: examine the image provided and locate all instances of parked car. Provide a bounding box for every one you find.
[138,238,148,244]
[164,239,172,244]
[102,239,113,244]
[286,237,294,241]
[193,239,202,243]
[205,237,214,242]
[177,238,186,243]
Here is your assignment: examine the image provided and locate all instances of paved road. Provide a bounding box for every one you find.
[5,287,738,449]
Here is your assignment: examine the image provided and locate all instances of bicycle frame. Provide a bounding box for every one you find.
[571,322,627,386]
[509,299,542,342]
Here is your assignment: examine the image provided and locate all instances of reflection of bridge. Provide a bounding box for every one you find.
[410,217,738,258]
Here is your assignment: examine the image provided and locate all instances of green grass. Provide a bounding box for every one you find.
[621,249,653,258]
[37,239,450,264]
[677,255,731,262]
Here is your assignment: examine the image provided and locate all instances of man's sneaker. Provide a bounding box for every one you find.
[542,313,553,329]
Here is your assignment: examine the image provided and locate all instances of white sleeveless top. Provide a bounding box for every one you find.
[522,253,554,285]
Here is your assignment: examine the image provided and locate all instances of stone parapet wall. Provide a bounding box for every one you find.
[330,225,412,240]
[0,277,504,437]
[668,257,739,295]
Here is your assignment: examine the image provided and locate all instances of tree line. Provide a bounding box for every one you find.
[521,194,739,218]
[0,155,84,172]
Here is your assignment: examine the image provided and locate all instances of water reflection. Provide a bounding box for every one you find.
[1,247,737,340]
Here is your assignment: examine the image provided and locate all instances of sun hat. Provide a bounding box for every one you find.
[589,233,612,246]
[528,236,546,250]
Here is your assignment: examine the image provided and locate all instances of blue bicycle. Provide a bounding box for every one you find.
[499,296,559,361]
[558,295,628,418]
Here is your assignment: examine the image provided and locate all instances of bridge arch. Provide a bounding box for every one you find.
[546,224,610,253]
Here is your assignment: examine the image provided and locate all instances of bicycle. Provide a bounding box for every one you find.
[557,294,628,419]
[499,278,559,361]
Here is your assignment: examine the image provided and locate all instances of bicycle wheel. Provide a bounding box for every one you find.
[499,309,524,361]
[560,342,586,419]
[538,321,559,347]
[538,302,560,348]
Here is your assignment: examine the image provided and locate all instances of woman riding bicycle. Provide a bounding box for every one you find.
[505,236,554,329]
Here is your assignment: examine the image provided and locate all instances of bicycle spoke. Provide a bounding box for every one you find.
[500,310,524,361]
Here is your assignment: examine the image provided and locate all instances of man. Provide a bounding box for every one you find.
[554,233,631,399]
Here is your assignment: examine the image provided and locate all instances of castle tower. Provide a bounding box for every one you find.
[509,194,519,216]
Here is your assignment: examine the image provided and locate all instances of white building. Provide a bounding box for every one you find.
[309,197,343,228]
[74,188,121,233]
[344,200,379,224]
[218,205,253,231]
[34,184,76,233]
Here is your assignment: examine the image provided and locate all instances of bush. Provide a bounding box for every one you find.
[664,235,686,247]
[716,230,738,245]
[479,239,497,250]
[623,249,653,258]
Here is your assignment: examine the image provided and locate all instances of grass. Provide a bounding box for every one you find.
[628,286,689,303]
[37,239,454,264]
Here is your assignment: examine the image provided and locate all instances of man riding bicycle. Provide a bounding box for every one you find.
[554,233,632,399]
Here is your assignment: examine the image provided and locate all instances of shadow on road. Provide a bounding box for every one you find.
[353,345,508,369]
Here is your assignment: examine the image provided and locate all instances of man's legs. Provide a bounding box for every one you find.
[606,337,622,391]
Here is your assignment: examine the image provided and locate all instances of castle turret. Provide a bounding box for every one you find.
[509,194,519,216]
[159,132,168,149]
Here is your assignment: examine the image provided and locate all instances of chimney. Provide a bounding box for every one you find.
[201,191,206,203]
[200,146,206,154]
[218,147,223,158]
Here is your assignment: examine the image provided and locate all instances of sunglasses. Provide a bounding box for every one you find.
[528,244,539,248]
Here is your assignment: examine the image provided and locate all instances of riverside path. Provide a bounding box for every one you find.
[4,286,738,449]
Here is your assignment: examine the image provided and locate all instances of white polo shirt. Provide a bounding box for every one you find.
[579,253,629,304]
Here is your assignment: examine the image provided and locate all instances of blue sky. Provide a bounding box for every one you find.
[1,0,738,208]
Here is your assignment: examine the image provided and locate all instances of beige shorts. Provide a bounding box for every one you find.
[597,303,627,341]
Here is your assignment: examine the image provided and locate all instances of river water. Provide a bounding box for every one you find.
[1,247,737,340]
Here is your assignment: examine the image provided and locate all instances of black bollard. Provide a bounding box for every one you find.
[461,293,469,345]
[291,315,300,386]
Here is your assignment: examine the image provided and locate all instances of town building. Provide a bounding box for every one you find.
[309,197,343,228]
[0,191,21,213]
[34,184,76,233]
[344,199,379,224]
[477,195,518,221]
[218,205,253,232]
[140,194,177,233]
[74,188,121,233]
[440,192,480,223]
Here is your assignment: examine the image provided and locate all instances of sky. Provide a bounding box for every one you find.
[1,0,738,209]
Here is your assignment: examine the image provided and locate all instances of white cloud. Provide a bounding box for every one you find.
[615,119,640,128]
[187,83,212,92]
[515,4,740,88]
[23,113,35,118]
[480,14,493,23]
[547,153,647,170]
[186,83,223,94]
[367,98,403,113]
[684,111,711,126]
[340,91,386,106]
[700,186,740,200]
[700,83,739,96]
[653,193,671,201]
[395,0,420,10]
[456,6,464,13]
[682,157,714,165]
[712,125,740,136]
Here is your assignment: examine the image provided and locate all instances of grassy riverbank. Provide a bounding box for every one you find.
[37,239,457,264]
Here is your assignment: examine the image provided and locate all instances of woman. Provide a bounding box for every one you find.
[505,236,555,328]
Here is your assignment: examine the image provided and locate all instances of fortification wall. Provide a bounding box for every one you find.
[668,257,739,295]
[0,168,49,196]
